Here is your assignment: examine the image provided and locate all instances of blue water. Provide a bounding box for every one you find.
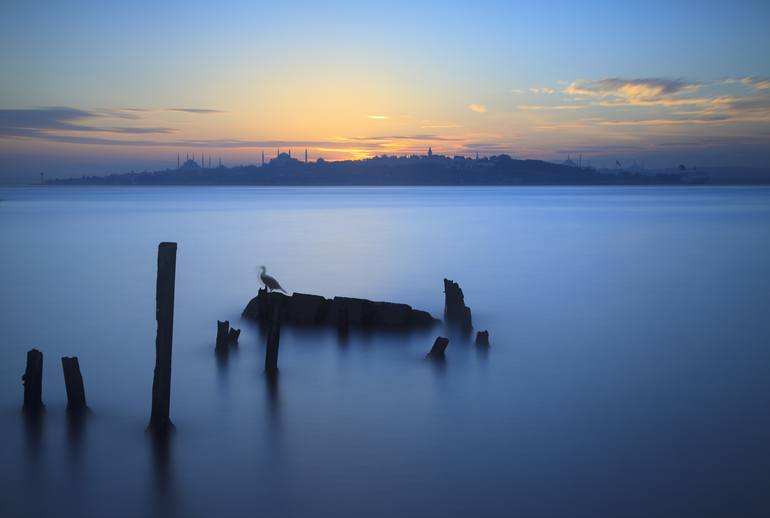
[1,186,769,517]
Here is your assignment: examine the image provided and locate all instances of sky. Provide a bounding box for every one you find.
[1,0,769,182]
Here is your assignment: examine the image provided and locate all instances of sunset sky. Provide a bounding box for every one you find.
[1,0,769,181]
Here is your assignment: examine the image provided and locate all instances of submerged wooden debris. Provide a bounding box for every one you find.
[242,288,439,330]
[215,320,240,352]
[427,336,449,359]
[475,330,490,347]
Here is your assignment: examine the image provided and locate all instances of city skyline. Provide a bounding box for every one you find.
[1,1,770,182]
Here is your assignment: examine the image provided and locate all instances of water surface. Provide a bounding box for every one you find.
[1,186,769,517]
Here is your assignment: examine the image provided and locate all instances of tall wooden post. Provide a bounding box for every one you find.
[149,242,177,432]
[22,348,44,411]
[61,356,87,411]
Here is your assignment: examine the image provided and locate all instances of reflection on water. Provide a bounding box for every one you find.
[1,186,770,517]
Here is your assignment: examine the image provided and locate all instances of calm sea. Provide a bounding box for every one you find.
[1,186,769,517]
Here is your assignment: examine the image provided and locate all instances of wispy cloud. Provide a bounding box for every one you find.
[0,107,175,138]
[529,87,556,94]
[468,104,487,113]
[167,108,224,114]
[564,77,698,102]
[517,104,585,111]
[420,122,461,129]
[367,115,389,120]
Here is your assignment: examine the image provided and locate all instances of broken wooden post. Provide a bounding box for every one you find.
[22,348,44,411]
[61,356,87,411]
[427,336,450,359]
[215,320,230,352]
[475,330,490,347]
[149,242,177,433]
[444,278,472,333]
[265,301,283,374]
[227,327,240,344]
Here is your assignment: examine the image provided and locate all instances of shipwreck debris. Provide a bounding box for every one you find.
[243,288,438,330]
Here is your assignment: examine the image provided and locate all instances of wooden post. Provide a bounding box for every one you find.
[265,303,282,374]
[22,348,43,411]
[427,336,449,359]
[474,330,490,347]
[227,327,240,344]
[149,242,176,432]
[215,320,230,352]
[443,278,472,333]
[61,356,87,411]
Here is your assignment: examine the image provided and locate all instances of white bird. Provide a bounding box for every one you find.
[259,266,286,293]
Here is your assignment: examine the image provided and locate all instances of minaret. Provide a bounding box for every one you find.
[261,151,265,166]
[177,153,180,169]
[219,157,222,168]
[288,149,291,158]
[476,152,479,160]
[277,148,280,157]
[304,149,308,163]
[428,147,433,158]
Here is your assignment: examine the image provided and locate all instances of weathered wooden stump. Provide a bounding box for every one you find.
[149,242,176,433]
[265,301,284,374]
[61,356,87,411]
[22,348,44,411]
[444,278,472,332]
[215,320,230,352]
[475,330,490,347]
[227,327,240,344]
[427,336,450,359]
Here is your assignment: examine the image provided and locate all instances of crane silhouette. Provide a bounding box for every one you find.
[259,266,286,293]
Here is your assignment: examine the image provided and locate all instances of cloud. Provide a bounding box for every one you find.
[741,76,770,91]
[564,78,698,103]
[529,87,556,94]
[367,115,390,120]
[420,122,461,129]
[0,107,175,138]
[345,134,462,142]
[468,104,487,113]
[517,104,585,111]
[167,108,224,114]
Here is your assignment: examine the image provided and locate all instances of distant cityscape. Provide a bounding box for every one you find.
[49,148,770,186]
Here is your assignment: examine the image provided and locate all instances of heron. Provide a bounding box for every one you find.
[259,266,286,293]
